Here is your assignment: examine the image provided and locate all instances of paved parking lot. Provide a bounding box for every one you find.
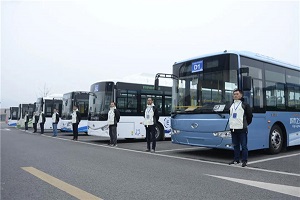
[36,128,300,175]
[2,124,300,199]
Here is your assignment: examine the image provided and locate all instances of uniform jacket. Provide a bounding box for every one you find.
[229,99,253,133]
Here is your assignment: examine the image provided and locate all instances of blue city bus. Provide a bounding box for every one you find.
[165,50,299,154]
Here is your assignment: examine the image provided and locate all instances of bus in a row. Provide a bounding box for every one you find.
[61,91,89,133]
[155,50,300,153]
[7,107,18,127]
[17,103,35,128]
[34,94,63,130]
[88,76,172,140]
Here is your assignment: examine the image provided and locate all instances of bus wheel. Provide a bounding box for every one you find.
[155,124,164,141]
[268,125,283,154]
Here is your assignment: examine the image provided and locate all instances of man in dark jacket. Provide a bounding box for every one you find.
[228,89,253,167]
[71,105,81,141]
[32,112,38,133]
[143,98,159,153]
[24,112,29,131]
[38,111,46,134]
[107,102,120,146]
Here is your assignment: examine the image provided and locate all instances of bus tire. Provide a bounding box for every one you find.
[155,123,164,141]
[268,125,283,154]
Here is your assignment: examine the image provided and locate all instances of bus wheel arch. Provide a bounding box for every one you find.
[268,122,286,154]
[155,123,165,141]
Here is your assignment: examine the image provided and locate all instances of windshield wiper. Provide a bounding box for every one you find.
[213,109,225,118]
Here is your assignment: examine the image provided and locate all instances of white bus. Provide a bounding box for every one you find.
[88,79,172,140]
[35,94,63,130]
[17,103,35,128]
[61,91,89,133]
[7,107,18,127]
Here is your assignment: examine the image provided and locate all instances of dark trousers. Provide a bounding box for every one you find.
[25,122,28,130]
[146,125,156,150]
[109,125,117,145]
[72,123,79,140]
[40,123,44,134]
[33,123,37,132]
[231,131,248,162]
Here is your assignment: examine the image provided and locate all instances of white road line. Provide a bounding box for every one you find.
[248,153,300,164]
[44,135,300,177]
[155,147,204,153]
[207,174,300,198]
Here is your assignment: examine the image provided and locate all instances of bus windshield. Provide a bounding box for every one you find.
[35,98,43,114]
[62,92,89,120]
[62,93,72,119]
[173,54,238,114]
[10,107,18,120]
[89,82,114,121]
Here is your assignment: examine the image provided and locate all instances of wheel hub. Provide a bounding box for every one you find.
[271,129,282,149]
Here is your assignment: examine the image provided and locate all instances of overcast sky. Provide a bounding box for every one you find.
[1,0,299,108]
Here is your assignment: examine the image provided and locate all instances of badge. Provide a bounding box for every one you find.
[233,113,237,118]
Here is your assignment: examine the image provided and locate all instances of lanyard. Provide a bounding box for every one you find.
[234,101,242,111]
[146,107,152,114]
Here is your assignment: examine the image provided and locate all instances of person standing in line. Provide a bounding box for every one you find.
[228,89,253,167]
[107,102,120,146]
[71,105,81,141]
[32,112,38,133]
[24,112,29,131]
[52,108,59,137]
[143,98,159,153]
[38,111,46,134]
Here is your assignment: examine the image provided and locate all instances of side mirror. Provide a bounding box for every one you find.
[243,76,252,91]
[154,79,159,90]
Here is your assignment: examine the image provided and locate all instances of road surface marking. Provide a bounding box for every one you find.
[41,135,300,177]
[248,153,300,164]
[22,167,102,200]
[19,132,297,178]
[207,174,300,198]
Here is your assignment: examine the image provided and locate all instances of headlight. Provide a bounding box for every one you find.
[171,129,180,135]
[213,131,231,138]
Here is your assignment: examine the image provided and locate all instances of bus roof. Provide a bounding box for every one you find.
[174,50,299,71]
[95,73,172,87]
[63,91,89,95]
[37,94,63,100]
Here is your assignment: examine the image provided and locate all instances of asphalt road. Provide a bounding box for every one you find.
[1,124,300,200]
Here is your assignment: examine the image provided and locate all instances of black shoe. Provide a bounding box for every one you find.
[242,161,247,167]
[229,160,240,165]
[145,149,150,152]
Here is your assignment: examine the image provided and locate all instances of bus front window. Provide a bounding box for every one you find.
[173,54,238,113]
[88,82,114,121]
[35,98,43,114]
